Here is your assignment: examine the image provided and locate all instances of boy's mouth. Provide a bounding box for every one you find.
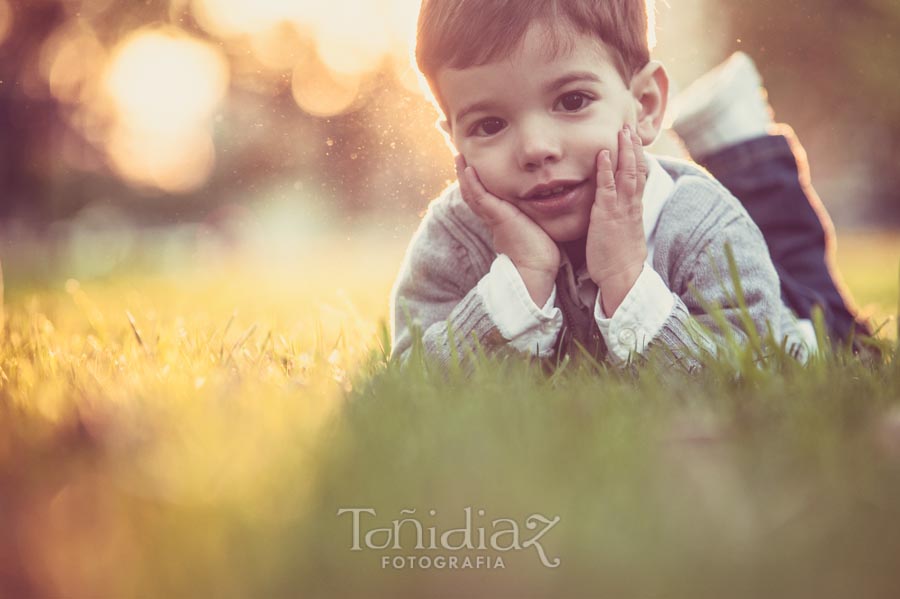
[522,180,587,201]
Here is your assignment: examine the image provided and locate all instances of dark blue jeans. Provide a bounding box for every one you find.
[697,131,871,345]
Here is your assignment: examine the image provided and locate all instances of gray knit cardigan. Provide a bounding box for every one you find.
[390,156,800,371]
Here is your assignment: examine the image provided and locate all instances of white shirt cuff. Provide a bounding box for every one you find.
[783,317,818,364]
[477,254,563,357]
[594,262,676,363]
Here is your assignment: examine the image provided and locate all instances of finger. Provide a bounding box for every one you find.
[631,127,648,200]
[594,149,616,207]
[457,163,481,213]
[455,155,483,213]
[615,125,637,198]
[454,154,469,199]
[460,166,504,225]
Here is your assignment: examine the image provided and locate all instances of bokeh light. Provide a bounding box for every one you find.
[40,22,106,105]
[102,28,228,193]
[106,126,217,194]
[249,22,311,71]
[305,0,394,75]
[104,29,228,136]
[5,0,430,196]
[0,0,11,48]
[291,59,361,118]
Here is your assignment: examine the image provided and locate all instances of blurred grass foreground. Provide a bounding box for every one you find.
[1,229,900,598]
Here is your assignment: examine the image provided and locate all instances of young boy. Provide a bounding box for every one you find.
[390,0,871,371]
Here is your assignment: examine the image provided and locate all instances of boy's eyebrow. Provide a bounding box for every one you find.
[544,71,604,93]
[455,100,498,125]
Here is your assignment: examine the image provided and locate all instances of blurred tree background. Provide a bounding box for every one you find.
[0,0,897,256]
[723,0,900,224]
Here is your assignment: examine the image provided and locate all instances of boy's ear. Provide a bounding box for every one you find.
[629,61,669,146]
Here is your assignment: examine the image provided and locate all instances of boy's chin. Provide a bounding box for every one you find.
[542,220,590,244]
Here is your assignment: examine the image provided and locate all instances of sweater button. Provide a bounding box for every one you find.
[618,328,636,346]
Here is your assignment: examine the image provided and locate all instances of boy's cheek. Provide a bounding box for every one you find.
[459,155,507,197]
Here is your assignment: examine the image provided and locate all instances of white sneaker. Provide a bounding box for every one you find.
[669,52,775,159]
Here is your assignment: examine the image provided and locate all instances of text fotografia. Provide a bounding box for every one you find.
[336,507,561,569]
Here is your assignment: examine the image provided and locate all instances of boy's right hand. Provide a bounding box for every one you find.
[455,155,560,307]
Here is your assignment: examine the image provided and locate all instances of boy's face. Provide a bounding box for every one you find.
[438,22,644,242]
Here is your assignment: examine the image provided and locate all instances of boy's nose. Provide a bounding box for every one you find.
[516,121,562,171]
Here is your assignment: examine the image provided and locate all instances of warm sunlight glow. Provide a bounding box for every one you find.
[191,0,292,36]
[102,28,228,193]
[305,1,391,75]
[193,0,420,76]
[249,23,309,71]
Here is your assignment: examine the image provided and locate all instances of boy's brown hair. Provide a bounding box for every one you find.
[416,0,652,113]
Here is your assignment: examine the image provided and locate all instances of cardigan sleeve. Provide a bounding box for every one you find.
[647,215,784,372]
[389,199,507,369]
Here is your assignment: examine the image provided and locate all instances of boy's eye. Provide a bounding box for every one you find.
[556,92,591,112]
[471,118,506,137]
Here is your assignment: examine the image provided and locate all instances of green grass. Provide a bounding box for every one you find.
[1,231,899,598]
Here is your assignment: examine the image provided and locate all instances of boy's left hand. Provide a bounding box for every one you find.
[586,125,649,316]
